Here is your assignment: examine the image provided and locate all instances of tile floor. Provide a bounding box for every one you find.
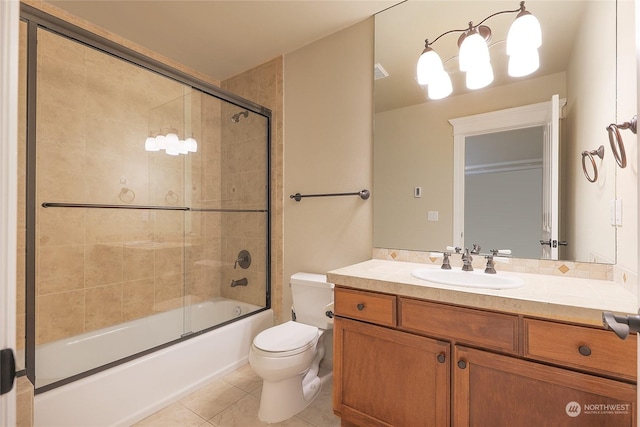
[132,364,339,427]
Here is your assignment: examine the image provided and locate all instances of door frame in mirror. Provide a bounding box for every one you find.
[449,97,567,254]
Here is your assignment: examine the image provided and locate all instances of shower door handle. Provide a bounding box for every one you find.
[0,348,16,395]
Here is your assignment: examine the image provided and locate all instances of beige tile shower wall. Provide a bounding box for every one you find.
[33,29,224,344]
[221,58,283,313]
[189,92,224,302]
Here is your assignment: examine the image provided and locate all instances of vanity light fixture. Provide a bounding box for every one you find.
[417,1,541,99]
[145,129,198,156]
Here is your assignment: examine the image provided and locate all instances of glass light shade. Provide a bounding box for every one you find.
[155,135,167,150]
[185,137,198,153]
[165,143,180,155]
[427,70,453,100]
[458,31,490,72]
[506,12,542,55]
[508,48,539,77]
[165,132,179,145]
[177,140,189,155]
[145,136,159,151]
[166,134,180,155]
[465,61,494,90]
[417,48,444,86]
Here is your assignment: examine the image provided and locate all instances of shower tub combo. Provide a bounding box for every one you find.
[35,299,273,426]
[20,7,273,427]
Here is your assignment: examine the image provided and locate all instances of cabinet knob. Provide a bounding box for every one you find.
[356,303,365,311]
[437,354,446,364]
[578,345,592,356]
[457,360,467,369]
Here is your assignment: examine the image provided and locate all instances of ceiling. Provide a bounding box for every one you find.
[46,0,402,81]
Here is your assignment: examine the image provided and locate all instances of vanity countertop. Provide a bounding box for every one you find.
[327,259,639,327]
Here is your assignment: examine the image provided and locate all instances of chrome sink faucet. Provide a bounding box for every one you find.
[461,248,473,271]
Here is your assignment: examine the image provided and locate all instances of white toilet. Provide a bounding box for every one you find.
[249,272,334,423]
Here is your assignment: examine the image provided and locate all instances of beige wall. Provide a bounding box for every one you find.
[282,18,375,320]
[615,0,638,284]
[564,1,617,263]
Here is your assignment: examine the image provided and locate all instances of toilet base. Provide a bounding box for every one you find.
[258,371,322,423]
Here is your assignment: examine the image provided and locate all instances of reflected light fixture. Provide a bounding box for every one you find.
[417,1,541,100]
[145,128,198,156]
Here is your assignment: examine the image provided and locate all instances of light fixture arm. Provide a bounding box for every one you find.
[422,1,527,49]
[425,27,470,49]
[476,1,525,27]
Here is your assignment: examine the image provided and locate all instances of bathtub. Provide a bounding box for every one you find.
[34,298,273,427]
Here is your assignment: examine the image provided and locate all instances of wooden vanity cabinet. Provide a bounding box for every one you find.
[333,289,450,426]
[454,346,636,426]
[333,286,637,427]
[334,317,450,427]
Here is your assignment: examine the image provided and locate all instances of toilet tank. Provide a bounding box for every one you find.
[291,272,334,329]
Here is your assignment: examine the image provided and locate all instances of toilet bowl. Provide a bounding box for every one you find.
[249,273,334,423]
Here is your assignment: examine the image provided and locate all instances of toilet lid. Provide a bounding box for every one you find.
[254,321,318,353]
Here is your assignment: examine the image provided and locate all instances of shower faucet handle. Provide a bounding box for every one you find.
[234,250,251,269]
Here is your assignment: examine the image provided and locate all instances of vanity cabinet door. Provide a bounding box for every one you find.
[453,346,637,427]
[334,317,450,427]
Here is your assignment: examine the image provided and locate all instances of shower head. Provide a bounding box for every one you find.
[231,110,249,123]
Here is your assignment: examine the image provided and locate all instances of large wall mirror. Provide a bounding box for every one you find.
[373,1,617,263]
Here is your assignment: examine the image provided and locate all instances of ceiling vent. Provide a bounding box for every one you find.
[374,63,389,80]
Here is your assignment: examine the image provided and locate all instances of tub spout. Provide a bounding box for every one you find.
[230,278,248,287]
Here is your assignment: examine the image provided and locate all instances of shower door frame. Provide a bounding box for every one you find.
[20,3,272,392]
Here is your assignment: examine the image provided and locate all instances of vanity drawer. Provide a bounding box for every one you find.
[398,298,519,354]
[334,287,396,328]
[523,318,637,382]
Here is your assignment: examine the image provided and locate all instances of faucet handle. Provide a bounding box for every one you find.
[484,256,497,274]
[234,250,251,269]
[471,244,481,254]
[441,252,452,270]
[490,249,512,256]
[446,246,462,254]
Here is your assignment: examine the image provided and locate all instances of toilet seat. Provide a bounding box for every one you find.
[253,321,319,357]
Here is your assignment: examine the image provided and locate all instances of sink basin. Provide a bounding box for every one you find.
[411,267,525,290]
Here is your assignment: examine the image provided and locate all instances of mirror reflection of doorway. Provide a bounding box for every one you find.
[451,95,563,260]
[464,127,544,259]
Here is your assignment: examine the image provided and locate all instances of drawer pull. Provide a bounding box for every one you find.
[578,345,592,357]
[457,360,467,369]
[437,354,446,364]
[356,303,365,311]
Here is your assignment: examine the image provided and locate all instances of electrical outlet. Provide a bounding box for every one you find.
[428,211,438,221]
[610,199,622,226]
